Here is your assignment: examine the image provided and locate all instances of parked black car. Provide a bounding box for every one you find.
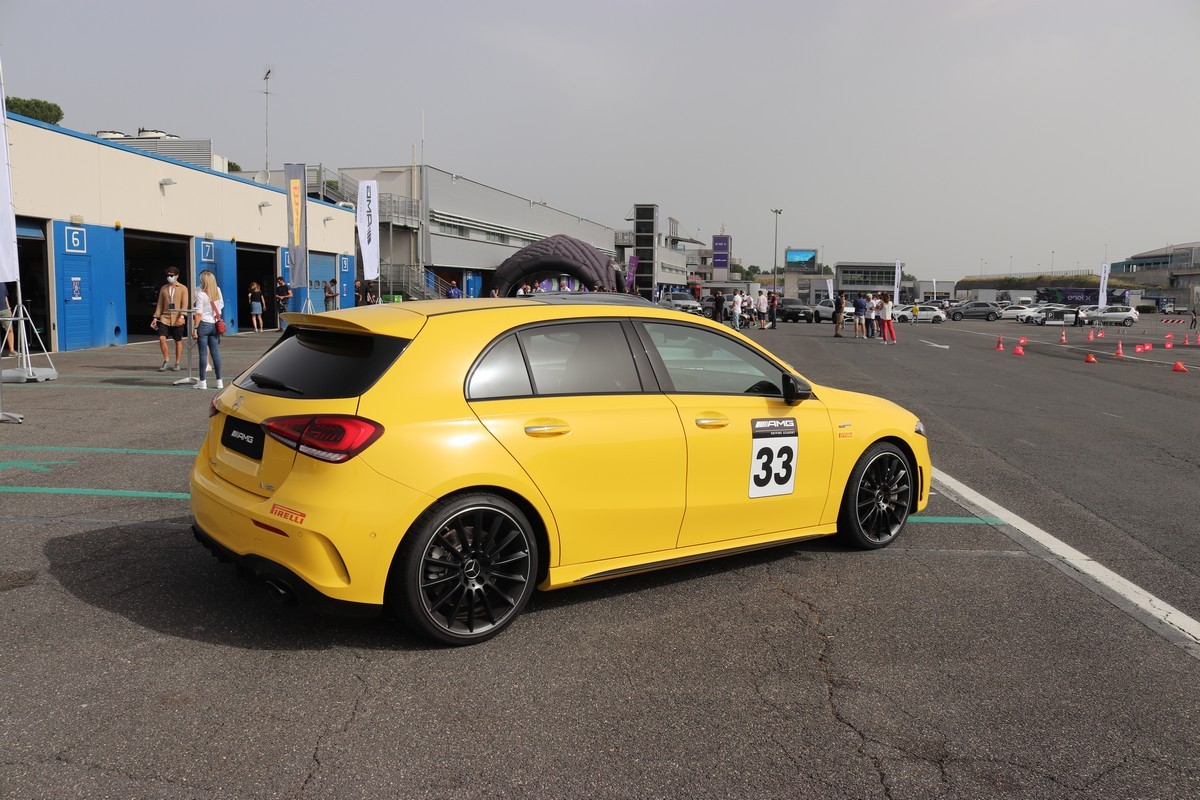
[779,297,814,322]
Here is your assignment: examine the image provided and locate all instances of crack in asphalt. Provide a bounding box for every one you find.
[299,667,369,795]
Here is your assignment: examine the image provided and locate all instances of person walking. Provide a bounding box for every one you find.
[247,281,265,332]
[853,293,866,338]
[274,276,292,327]
[445,280,463,299]
[880,292,897,344]
[192,269,224,390]
[151,266,189,371]
[833,292,845,337]
[730,290,743,330]
[910,299,920,325]
[0,279,15,357]
[1191,306,1197,330]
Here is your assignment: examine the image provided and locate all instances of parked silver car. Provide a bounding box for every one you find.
[948,301,1001,321]
[1092,305,1140,326]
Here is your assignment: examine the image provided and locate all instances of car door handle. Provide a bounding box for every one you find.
[694,417,730,429]
[524,422,571,437]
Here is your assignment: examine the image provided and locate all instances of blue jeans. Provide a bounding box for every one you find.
[195,321,222,380]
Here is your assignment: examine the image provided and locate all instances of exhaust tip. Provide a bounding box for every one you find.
[262,577,297,606]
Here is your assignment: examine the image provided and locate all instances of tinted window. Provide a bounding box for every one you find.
[240,328,408,399]
[643,322,782,396]
[519,322,640,395]
[467,335,532,399]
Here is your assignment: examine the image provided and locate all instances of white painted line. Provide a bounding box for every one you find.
[920,340,950,349]
[934,468,1200,657]
[1103,412,1122,418]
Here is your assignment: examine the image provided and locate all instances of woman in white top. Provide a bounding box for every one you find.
[192,269,225,389]
[880,293,897,344]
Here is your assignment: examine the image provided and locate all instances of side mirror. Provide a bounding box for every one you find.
[782,373,811,406]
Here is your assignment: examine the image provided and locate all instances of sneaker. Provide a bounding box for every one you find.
[157,361,170,372]
[206,362,214,373]
[193,380,208,390]
[215,379,224,389]
[173,362,181,371]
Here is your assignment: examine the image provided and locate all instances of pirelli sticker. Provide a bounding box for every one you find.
[270,503,306,525]
[749,417,797,498]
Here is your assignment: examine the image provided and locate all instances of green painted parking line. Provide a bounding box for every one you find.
[0,445,198,456]
[0,486,189,500]
[909,515,1005,525]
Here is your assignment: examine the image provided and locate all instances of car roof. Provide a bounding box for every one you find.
[281,294,670,339]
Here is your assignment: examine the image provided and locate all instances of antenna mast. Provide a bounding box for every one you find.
[263,68,272,172]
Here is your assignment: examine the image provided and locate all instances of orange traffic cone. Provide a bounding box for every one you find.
[1097,329,1105,338]
[1059,330,1067,344]
[1012,345,1026,356]
[1087,328,1095,342]
[1084,353,1098,363]
[1166,342,1174,350]
[995,335,1004,351]
[1135,344,1145,354]
[1115,341,1125,357]
[1174,361,1189,373]
[1185,333,1192,346]
[1018,337,1027,346]
[1165,333,1174,340]
[1145,343,1153,351]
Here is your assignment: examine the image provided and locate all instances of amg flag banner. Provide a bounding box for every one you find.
[893,260,902,301]
[1098,262,1110,308]
[0,60,19,283]
[284,163,308,288]
[356,180,379,281]
[825,278,834,299]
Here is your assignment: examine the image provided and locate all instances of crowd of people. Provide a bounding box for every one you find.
[709,288,782,330]
[832,291,899,344]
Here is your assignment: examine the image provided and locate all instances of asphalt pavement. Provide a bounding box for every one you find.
[1,321,1198,799]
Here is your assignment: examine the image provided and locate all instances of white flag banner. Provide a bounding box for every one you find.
[825,278,834,299]
[1098,262,1110,307]
[893,260,902,302]
[932,279,937,301]
[0,60,20,283]
[356,180,379,281]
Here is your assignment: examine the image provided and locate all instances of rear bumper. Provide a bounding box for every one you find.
[192,522,381,619]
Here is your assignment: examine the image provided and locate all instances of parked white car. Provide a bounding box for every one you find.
[1000,304,1031,320]
[1092,305,1140,326]
[894,304,947,323]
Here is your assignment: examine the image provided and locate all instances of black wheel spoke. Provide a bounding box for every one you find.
[428,582,464,614]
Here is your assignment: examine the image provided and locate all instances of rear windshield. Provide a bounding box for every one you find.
[238,328,409,399]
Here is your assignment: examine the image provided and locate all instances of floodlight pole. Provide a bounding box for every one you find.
[770,209,782,292]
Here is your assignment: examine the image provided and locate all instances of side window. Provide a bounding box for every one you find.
[642,322,783,396]
[467,334,532,399]
[519,321,640,396]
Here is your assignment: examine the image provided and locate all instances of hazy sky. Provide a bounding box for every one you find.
[3,0,1198,280]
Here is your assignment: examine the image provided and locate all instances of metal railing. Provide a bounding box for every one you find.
[374,264,452,302]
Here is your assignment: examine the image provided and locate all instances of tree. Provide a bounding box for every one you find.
[227,160,242,172]
[7,97,64,125]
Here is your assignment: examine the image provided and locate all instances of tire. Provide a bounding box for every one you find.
[837,442,913,549]
[813,312,822,323]
[1123,318,1134,327]
[390,493,538,646]
[896,314,909,323]
[986,312,998,321]
[951,312,964,321]
[932,317,943,324]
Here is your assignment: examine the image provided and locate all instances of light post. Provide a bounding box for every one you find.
[770,209,782,292]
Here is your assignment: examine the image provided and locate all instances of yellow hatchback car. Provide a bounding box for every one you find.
[191,294,931,645]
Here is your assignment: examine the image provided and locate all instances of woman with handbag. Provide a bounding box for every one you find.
[192,269,225,390]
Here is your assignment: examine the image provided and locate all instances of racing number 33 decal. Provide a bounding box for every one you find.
[748,417,798,498]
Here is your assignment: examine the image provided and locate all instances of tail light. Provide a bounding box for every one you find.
[262,415,384,463]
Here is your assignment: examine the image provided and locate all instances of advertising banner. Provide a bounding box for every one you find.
[784,248,818,274]
[356,180,379,281]
[825,278,834,299]
[1098,263,1110,309]
[0,61,19,283]
[626,255,639,288]
[712,235,731,271]
[893,260,902,302]
[284,163,308,288]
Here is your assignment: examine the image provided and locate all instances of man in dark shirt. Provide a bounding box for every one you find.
[712,290,725,322]
[833,292,845,337]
